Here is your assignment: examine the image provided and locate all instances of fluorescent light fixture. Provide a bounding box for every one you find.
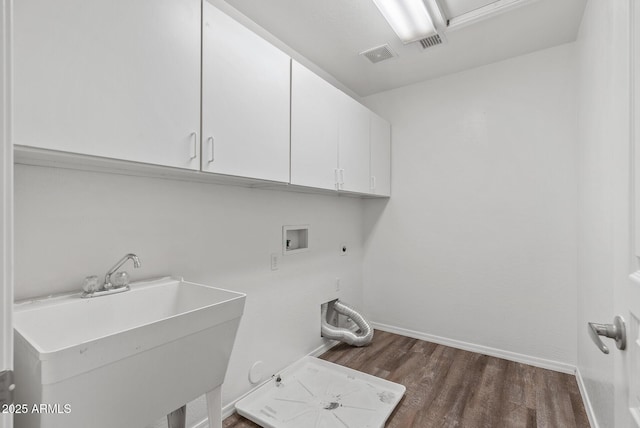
[372,0,437,44]
[447,0,539,31]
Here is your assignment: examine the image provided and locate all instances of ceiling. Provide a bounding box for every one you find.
[222,0,587,97]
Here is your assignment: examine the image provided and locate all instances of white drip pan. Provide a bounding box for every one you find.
[235,356,405,428]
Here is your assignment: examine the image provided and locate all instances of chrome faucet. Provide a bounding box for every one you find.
[104,253,141,289]
[82,253,142,298]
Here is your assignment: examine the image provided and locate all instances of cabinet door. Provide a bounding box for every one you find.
[370,113,391,196]
[290,61,340,190]
[13,0,201,170]
[202,3,290,182]
[338,94,371,194]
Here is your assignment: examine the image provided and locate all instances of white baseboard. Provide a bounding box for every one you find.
[575,367,598,428]
[371,322,577,375]
[191,418,208,428]
[190,339,341,428]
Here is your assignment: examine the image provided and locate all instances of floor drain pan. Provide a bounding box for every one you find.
[236,356,405,428]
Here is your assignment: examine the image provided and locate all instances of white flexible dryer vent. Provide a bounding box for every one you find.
[321,300,373,347]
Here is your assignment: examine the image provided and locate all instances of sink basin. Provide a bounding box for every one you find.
[13,276,246,428]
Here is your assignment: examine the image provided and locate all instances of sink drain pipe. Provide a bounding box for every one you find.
[321,299,373,346]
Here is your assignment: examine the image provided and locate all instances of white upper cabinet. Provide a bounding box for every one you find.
[291,61,390,195]
[338,94,371,194]
[14,0,389,196]
[13,0,202,170]
[291,61,340,190]
[370,113,392,196]
[202,3,291,183]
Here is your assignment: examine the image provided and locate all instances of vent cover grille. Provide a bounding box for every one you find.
[419,34,443,49]
[360,44,396,64]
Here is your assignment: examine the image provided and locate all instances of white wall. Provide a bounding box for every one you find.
[575,1,631,427]
[362,44,578,368]
[13,165,364,426]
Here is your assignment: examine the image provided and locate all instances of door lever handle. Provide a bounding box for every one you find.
[588,315,626,354]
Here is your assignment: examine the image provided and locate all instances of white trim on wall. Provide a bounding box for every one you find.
[371,322,577,375]
[0,0,13,427]
[575,367,599,428]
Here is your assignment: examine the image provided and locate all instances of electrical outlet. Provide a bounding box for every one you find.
[271,253,279,271]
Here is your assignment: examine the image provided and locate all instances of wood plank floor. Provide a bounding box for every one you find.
[223,331,589,428]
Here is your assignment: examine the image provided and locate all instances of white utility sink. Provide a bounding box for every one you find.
[13,276,246,428]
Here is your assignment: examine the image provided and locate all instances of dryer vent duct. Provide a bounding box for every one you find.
[321,300,373,347]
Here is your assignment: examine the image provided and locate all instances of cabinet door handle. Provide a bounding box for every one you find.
[334,168,339,190]
[207,137,214,163]
[371,176,376,191]
[189,132,198,160]
[340,169,345,189]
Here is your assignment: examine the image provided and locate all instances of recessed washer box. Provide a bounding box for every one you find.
[283,225,309,255]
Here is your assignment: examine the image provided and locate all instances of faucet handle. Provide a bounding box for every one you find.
[82,275,100,294]
[111,271,130,288]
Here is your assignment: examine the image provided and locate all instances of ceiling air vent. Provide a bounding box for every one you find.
[360,44,396,64]
[419,34,443,50]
